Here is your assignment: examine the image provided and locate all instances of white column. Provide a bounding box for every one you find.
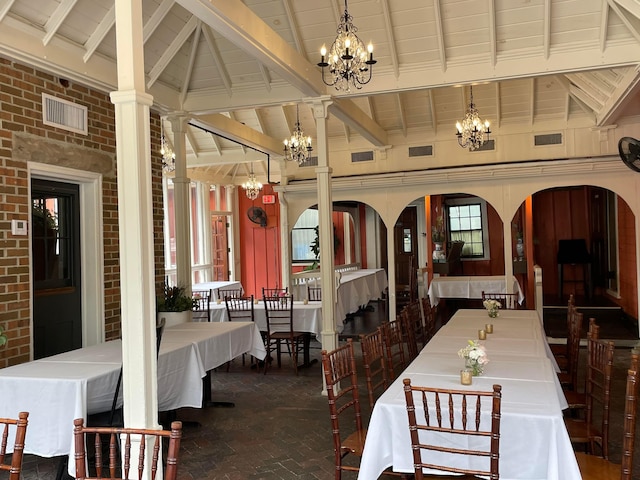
[168,115,192,294]
[310,97,337,354]
[387,226,397,321]
[503,220,514,291]
[279,191,292,291]
[111,0,158,435]
[225,185,239,281]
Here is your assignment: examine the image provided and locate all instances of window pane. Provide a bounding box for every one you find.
[470,217,482,229]
[470,204,481,216]
[459,205,470,217]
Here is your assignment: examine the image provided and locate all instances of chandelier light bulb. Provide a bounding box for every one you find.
[242,164,262,200]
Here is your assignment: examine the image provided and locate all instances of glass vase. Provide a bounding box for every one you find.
[465,357,483,376]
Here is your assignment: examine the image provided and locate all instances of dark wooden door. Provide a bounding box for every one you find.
[31,179,82,359]
[394,206,418,290]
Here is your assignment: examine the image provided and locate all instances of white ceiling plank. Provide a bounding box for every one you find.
[543,0,551,60]
[396,93,407,137]
[178,0,327,96]
[600,1,609,53]
[210,132,222,155]
[201,24,232,96]
[147,15,198,88]
[43,0,78,47]
[597,67,640,125]
[433,0,446,71]
[612,0,640,20]
[254,108,266,134]
[428,90,437,133]
[143,0,175,44]
[570,85,601,113]
[185,127,200,159]
[282,0,306,58]
[0,0,17,23]
[488,0,496,67]
[607,0,640,42]
[83,5,115,63]
[569,73,608,105]
[228,111,247,154]
[330,97,388,146]
[529,78,535,126]
[180,23,202,105]
[342,123,351,144]
[259,63,272,92]
[380,0,399,78]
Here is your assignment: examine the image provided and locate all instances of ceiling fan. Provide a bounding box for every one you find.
[618,137,640,172]
[247,206,267,227]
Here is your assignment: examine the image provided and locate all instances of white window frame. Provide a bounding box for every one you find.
[445,197,490,261]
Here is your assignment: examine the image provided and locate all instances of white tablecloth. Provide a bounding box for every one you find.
[336,268,387,321]
[427,275,524,306]
[193,280,243,300]
[358,309,580,480]
[0,321,265,470]
[208,300,325,340]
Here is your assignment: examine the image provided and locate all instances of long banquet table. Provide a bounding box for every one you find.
[357,309,580,480]
[427,275,524,307]
[0,321,265,473]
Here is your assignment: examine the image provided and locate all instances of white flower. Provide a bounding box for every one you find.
[483,299,501,310]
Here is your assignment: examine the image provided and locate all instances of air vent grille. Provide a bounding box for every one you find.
[301,156,318,167]
[473,139,495,152]
[534,133,562,146]
[351,151,374,163]
[409,145,433,157]
[42,93,88,135]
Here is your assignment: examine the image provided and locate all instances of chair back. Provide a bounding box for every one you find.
[565,310,584,391]
[403,380,502,480]
[481,291,520,309]
[380,319,407,381]
[263,294,294,335]
[320,339,364,477]
[218,288,244,300]
[585,334,615,458]
[73,418,182,480]
[0,412,28,480]
[620,357,639,480]
[262,287,288,298]
[307,286,322,301]
[192,290,210,322]
[359,327,388,409]
[398,308,418,362]
[225,295,255,322]
[421,297,437,342]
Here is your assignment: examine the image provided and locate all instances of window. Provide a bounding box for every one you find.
[446,198,489,259]
[292,209,319,262]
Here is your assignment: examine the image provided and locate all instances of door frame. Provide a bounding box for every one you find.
[28,162,104,352]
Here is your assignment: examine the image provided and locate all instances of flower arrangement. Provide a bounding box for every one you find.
[483,299,501,318]
[458,340,489,376]
[431,214,445,243]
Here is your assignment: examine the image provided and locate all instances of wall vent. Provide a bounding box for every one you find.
[42,93,88,135]
[473,139,495,152]
[534,133,562,146]
[301,156,318,167]
[351,151,374,163]
[408,145,433,157]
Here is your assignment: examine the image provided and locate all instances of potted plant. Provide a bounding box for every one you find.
[0,325,7,347]
[156,283,198,327]
[431,214,446,261]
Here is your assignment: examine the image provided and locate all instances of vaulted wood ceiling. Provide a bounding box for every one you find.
[2,0,640,184]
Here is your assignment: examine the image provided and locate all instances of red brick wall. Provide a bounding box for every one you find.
[0,56,165,366]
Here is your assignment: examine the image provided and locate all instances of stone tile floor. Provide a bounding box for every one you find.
[17,301,640,479]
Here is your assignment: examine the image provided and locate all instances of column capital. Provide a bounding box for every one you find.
[306,96,333,120]
[165,113,190,132]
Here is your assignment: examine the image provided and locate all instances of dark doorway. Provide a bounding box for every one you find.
[31,178,82,359]
[393,206,418,307]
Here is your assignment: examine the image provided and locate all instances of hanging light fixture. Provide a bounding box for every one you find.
[317,0,376,93]
[283,105,312,165]
[242,164,262,200]
[455,86,491,151]
[160,121,176,173]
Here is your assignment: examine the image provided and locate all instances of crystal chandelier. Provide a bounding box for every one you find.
[242,164,262,200]
[317,0,376,93]
[160,121,176,173]
[456,86,491,151]
[283,105,312,165]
